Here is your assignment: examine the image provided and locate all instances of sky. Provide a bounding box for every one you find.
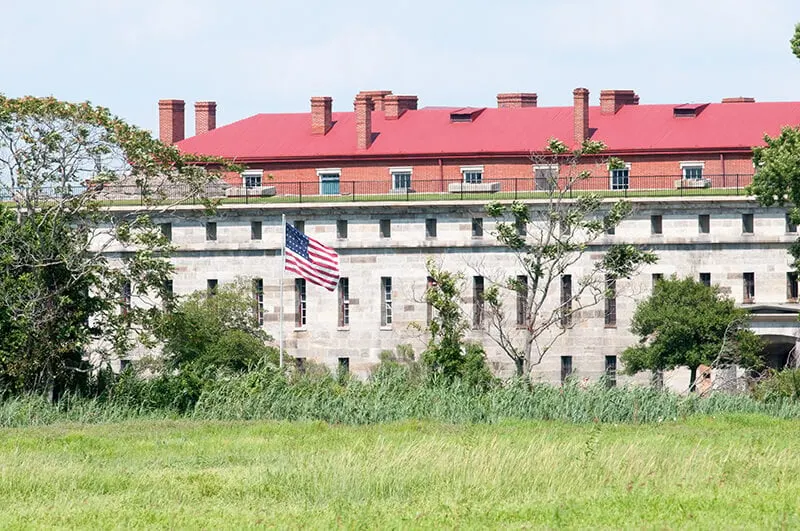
[3,0,800,136]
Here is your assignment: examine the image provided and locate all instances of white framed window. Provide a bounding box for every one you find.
[609,163,631,190]
[295,278,307,327]
[316,168,341,196]
[242,170,263,188]
[680,161,705,180]
[534,164,558,191]
[461,165,484,184]
[389,167,412,191]
[338,278,350,327]
[253,278,264,326]
[381,277,393,326]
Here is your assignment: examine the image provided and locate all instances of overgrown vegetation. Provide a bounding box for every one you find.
[156,280,279,373]
[4,361,800,428]
[420,259,494,389]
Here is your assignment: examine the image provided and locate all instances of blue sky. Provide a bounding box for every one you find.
[4,0,800,135]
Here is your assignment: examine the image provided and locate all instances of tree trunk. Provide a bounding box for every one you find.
[514,357,524,377]
[650,370,664,390]
[688,365,698,393]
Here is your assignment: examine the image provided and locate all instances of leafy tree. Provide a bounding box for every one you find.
[157,281,278,373]
[422,259,493,387]
[482,139,657,377]
[0,95,229,396]
[0,206,103,395]
[749,23,800,267]
[621,276,764,391]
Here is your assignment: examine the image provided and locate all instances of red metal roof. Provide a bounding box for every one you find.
[175,101,800,162]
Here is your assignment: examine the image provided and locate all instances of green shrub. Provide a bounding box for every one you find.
[753,368,800,402]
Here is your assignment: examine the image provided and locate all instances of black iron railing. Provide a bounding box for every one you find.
[0,174,755,207]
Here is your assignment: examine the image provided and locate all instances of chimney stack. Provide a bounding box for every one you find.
[311,96,333,135]
[573,88,590,145]
[194,101,217,135]
[721,97,755,103]
[158,99,185,145]
[355,93,372,150]
[354,90,392,111]
[600,90,638,115]
[496,93,538,108]
[385,95,418,120]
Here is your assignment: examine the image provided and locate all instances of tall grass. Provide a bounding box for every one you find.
[2,363,800,427]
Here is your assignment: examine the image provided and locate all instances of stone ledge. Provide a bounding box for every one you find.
[447,182,501,193]
[225,186,277,197]
[674,178,711,189]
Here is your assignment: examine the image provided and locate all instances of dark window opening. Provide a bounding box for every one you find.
[206,221,217,241]
[652,273,663,289]
[516,275,527,326]
[743,272,755,303]
[788,272,798,302]
[560,274,572,327]
[560,356,573,384]
[515,218,527,237]
[120,281,132,316]
[651,215,662,235]
[787,213,797,233]
[604,275,617,327]
[473,276,484,329]
[472,218,483,237]
[605,356,617,388]
[742,213,754,234]
[337,219,348,239]
[250,221,262,240]
[160,223,172,242]
[698,214,710,234]
[425,218,437,238]
[380,219,391,238]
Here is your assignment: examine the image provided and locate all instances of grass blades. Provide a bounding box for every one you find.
[0,417,798,528]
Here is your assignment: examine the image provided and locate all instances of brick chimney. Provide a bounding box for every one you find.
[496,93,538,108]
[573,88,589,145]
[722,97,755,103]
[355,93,372,150]
[354,90,392,111]
[385,95,418,120]
[194,101,217,135]
[599,90,639,115]
[311,96,333,135]
[158,99,185,145]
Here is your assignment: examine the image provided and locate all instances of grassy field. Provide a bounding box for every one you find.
[1,415,798,529]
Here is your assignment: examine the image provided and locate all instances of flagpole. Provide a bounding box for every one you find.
[279,213,286,369]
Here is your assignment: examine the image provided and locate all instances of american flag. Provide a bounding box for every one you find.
[285,223,340,291]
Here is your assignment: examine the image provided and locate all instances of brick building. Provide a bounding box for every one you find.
[134,88,800,389]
